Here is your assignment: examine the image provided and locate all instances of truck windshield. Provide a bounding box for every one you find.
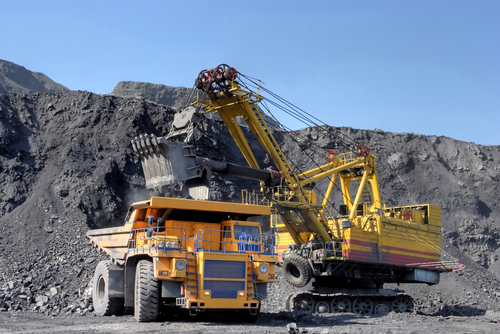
[233,225,260,239]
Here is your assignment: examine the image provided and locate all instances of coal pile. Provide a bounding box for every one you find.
[110,81,195,110]
[0,82,499,319]
[0,91,174,315]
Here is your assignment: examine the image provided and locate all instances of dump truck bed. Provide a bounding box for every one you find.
[87,197,271,262]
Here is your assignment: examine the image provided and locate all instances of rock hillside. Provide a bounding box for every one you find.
[0,60,69,95]
[110,81,195,110]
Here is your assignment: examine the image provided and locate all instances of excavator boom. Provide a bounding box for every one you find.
[192,65,385,247]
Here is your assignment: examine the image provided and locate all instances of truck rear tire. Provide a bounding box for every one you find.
[134,260,159,322]
[283,253,312,287]
[92,260,124,316]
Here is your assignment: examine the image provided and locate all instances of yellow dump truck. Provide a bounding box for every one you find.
[86,196,277,322]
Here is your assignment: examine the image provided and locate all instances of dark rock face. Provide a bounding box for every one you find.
[0,86,499,316]
[109,81,195,110]
[0,60,69,94]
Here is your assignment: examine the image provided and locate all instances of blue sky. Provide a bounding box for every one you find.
[2,0,499,145]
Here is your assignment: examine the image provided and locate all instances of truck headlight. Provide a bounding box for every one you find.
[175,260,186,271]
[259,263,268,274]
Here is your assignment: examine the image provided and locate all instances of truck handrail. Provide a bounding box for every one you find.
[127,226,188,255]
[194,228,277,256]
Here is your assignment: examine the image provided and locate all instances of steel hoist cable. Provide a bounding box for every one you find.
[239,77,356,213]
[238,73,367,210]
[239,75,360,149]
[257,102,352,215]
[236,75,355,214]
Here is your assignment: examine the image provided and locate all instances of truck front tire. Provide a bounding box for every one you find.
[134,260,159,322]
[92,260,124,316]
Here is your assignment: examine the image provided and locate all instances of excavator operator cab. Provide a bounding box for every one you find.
[221,221,261,252]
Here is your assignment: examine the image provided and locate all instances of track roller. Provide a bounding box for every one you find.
[293,293,314,312]
[314,301,330,314]
[330,296,351,313]
[392,296,414,313]
[352,297,374,314]
[374,303,390,315]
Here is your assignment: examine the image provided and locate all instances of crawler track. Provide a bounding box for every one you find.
[285,291,414,315]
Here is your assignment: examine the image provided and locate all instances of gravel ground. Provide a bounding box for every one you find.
[1,310,499,334]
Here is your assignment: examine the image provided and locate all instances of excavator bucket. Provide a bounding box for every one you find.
[131,104,277,200]
[131,134,210,199]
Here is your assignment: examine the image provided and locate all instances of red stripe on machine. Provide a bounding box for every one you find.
[382,253,440,268]
[343,239,377,248]
[382,245,438,257]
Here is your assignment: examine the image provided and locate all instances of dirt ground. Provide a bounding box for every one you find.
[1,311,499,334]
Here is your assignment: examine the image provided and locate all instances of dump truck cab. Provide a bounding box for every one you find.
[221,221,261,252]
[87,197,278,322]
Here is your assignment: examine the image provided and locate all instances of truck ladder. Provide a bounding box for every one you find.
[246,254,258,301]
[185,250,199,300]
[361,183,372,207]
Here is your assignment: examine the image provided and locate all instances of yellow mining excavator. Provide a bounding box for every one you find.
[185,64,464,315]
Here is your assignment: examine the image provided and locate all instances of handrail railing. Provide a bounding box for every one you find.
[127,225,278,257]
[337,151,364,164]
[194,228,277,256]
[241,189,270,206]
[127,226,187,254]
[242,188,318,206]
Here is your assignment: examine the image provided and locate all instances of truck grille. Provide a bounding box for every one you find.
[204,260,245,279]
[203,280,245,299]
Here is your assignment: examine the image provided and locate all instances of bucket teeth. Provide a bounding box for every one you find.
[131,134,160,159]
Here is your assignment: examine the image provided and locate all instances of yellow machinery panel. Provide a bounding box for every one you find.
[273,203,446,270]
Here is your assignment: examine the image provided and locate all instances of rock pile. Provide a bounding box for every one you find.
[0,209,107,315]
